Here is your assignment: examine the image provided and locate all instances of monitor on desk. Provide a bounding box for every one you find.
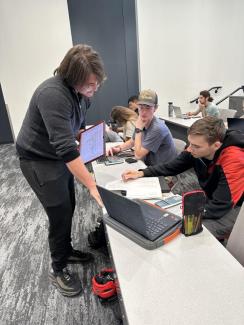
[79,121,105,164]
[227,118,244,133]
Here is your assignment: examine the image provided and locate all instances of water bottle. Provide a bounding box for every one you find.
[168,102,174,117]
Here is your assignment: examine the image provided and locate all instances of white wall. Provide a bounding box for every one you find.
[136,0,244,116]
[0,0,72,138]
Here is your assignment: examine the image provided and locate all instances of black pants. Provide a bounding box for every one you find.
[20,159,75,273]
[203,205,241,238]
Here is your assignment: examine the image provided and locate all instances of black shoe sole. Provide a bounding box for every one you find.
[49,273,82,297]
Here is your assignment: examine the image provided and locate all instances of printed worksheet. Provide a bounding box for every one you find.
[105,177,162,199]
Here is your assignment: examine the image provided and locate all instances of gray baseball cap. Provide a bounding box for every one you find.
[138,89,158,106]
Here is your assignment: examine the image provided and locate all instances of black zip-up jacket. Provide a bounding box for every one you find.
[16,75,90,163]
[141,130,244,219]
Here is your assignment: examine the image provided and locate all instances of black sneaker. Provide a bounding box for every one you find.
[67,249,93,264]
[49,267,82,297]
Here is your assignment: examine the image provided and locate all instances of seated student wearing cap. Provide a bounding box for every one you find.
[107,89,177,166]
[122,116,244,239]
[187,90,219,118]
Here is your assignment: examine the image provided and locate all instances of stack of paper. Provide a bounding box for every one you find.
[105,177,162,199]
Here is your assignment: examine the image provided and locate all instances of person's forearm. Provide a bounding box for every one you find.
[66,156,96,190]
[142,151,193,177]
[194,107,201,115]
[134,133,146,159]
[118,139,134,151]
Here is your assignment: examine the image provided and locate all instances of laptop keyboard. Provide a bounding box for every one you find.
[117,150,134,158]
[96,156,108,164]
[145,212,180,237]
[96,156,124,164]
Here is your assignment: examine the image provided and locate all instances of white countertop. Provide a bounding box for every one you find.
[107,224,244,325]
[160,116,201,128]
[92,146,244,325]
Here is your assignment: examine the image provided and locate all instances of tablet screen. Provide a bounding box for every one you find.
[79,122,105,164]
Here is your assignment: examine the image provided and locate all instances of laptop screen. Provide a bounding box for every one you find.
[79,121,105,164]
[173,106,181,117]
[227,118,244,133]
[97,185,148,236]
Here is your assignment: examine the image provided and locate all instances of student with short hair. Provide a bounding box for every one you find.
[128,95,139,113]
[187,90,219,117]
[122,116,244,238]
[108,89,177,166]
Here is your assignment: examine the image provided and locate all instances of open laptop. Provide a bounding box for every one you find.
[97,185,181,241]
[173,106,190,119]
[227,118,244,133]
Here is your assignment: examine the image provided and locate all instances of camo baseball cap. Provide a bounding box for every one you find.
[138,89,158,106]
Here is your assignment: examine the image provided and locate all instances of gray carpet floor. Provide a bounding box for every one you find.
[0,144,121,325]
[0,144,199,325]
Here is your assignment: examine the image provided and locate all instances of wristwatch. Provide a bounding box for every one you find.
[135,128,143,134]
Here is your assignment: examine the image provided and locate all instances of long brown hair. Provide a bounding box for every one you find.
[111,106,138,125]
[54,44,106,87]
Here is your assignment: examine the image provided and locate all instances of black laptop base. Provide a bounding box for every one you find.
[103,214,181,250]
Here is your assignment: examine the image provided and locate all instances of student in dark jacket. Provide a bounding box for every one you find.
[122,116,244,238]
[16,44,106,297]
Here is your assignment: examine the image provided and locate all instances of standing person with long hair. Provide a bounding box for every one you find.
[16,44,106,297]
[111,106,138,141]
[187,90,219,117]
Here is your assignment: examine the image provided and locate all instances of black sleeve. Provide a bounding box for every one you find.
[141,151,194,177]
[37,88,79,162]
[204,169,234,220]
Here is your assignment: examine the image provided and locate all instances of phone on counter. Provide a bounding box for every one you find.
[104,156,124,166]
[125,157,137,164]
[155,195,182,209]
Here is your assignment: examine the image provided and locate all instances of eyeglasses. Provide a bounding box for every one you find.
[81,81,100,92]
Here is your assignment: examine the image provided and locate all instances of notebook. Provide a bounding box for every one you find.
[105,177,162,199]
[97,185,181,241]
[173,106,189,119]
